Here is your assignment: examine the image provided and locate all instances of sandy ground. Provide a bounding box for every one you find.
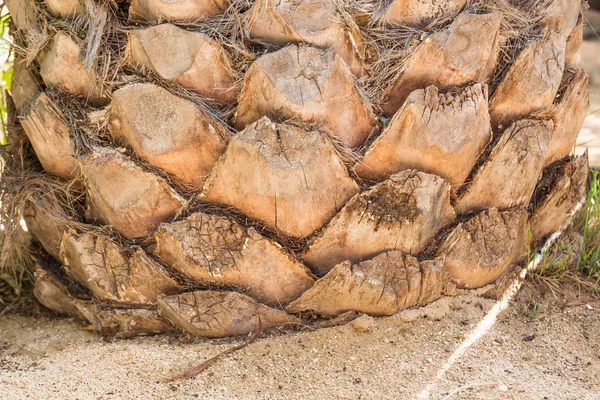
[1,289,599,400]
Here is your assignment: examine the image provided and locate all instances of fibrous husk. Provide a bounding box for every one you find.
[157,290,299,337]
[234,45,378,148]
[355,84,491,189]
[154,212,315,305]
[287,250,453,317]
[530,153,589,242]
[244,0,367,76]
[489,29,565,131]
[381,0,467,27]
[437,208,528,289]
[44,0,85,18]
[5,0,38,34]
[110,83,228,189]
[10,59,41,113]
[81,149,185,240]
[129,0,229,23]
[544,70,590,166]
[127,24,238,104]
[24,198,71,260]
[74,301,175,338]
[20,93,79,180]
[33,267,84,318]
[59,230,181,304]
[301,170,455,276]
[201,117,359,238]
[38,31,107,106]
[565,22,583,69]
[456,119,553,215]
[380,12,501,116]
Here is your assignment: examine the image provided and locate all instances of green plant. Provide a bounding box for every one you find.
[575,169,600,284]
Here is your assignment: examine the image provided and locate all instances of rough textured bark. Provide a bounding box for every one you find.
[381,12,500,116]
[530,154,589,242]
[489,29,565,131]
[244,0,366,76]
[157,291,299,337]
[234,45,378,148]
[33,268,84,318]
[381,0,467,27]
[4,0,38,34]
[24,199,70,260]
[301,170,455,276]
[59,230,181,305]
[38,31,107,106]
[201,117,359,238]
[154,212,315,305]
[20,94,79,180]
[110,83,228,189]
[81,149,185,240]
[456,119,553,215]
[544,70,590,166]
[356,84,491,189]
[129,0,229,23]
[287,251,453,316]
[438,208,528,289]
[74,301,174,338]
[10,60,40,113]
[127,24,237,104]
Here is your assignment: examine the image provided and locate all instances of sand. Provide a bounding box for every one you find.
[1,290,599,400]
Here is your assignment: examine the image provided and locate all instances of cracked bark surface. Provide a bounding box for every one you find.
[301,170,455,276]
[244,0,367,76]
[544,70,590,166]
[287,250,454,317]
[20,94,79,180]
[356,84,491,189]
[234,45,378,148]
[530,154,589,242]
[24,198,71,260]
[489,29,565,131]
[380,12,500,117]
[201,117,359,238]
[60,230,181,305]
[456,119,552,215]
[38,31,107,106]
[33,268,84,318]
[127,24,237,104]
[81,149,185,240]
[110,83,228,189]
[74,301,174,338]
[381,0,467,27]
[437,208,528,289]
[157,290,299,337]
[44,0,84,18]
[129,0,229,23]
[11,60,40,113]
[154,212,315,305]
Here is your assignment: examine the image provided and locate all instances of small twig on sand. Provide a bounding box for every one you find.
[562,298,600,309]
[167,317,263,382]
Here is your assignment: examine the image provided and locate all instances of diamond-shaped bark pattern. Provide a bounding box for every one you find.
[287,251,452,316]
[201,117,359,238]
[110,83,227,189]
[301,170,455,276]
[245,0,366,76]
[234,45,378,148]
[154,212,315,305]
[356,84,491,189]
